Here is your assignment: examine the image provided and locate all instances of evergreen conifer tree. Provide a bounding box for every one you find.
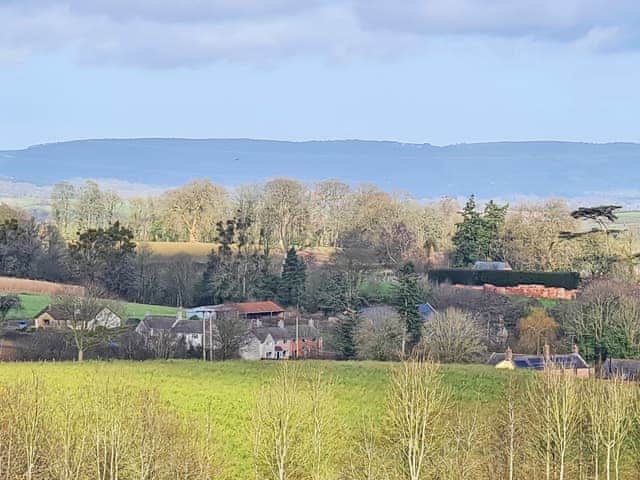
[392,262,423,351]
[278,247,307,307]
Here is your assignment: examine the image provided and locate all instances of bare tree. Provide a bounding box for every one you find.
[51,181,77,238]
[54,291,122,362]
[527,368,581,480]
[262,178,308,251]
[355,306,406,361]
[563,278,640,365]
[310,180,350,247]
[421,308,485,363]
[161,179,227,242]
[252,363,306,480]
[345,416,391,480]
[213,311,251,360]
[386,358,450,480]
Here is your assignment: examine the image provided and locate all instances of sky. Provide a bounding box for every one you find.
[2,0,640,150]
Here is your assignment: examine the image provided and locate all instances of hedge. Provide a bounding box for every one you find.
[428,269,581,290]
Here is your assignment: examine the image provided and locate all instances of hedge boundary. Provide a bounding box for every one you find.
[428,269,581,290]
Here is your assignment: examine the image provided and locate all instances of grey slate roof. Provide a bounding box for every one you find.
[139,315,176,331]
[252,325,320,343]
[488,352,589,370]
[601,358,640,379]
[473,261,512,270]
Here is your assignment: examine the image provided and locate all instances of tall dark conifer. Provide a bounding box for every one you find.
[392,262,423,350]
[278,247,306,307]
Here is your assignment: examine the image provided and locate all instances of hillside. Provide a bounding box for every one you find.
[1,138,640,203]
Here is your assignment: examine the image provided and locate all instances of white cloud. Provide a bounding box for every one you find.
[1,0,640,67]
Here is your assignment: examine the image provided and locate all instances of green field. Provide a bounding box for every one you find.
[0,361,512,479]
[5,293,177,320]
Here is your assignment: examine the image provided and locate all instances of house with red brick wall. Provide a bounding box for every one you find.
[240,319,322,360]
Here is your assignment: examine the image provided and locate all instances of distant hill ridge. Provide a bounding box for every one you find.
[1,138,639,200]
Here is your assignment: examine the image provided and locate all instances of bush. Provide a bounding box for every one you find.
[420,308,485,363]
[428,269,581,290]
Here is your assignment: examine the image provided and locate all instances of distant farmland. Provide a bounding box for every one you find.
[139,241,337,265]
[4,293,177,320]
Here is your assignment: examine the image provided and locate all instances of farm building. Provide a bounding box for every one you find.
[34,304,122,330]
[187,301,285,322]
[488,345,591,378]
[241,319,322,360]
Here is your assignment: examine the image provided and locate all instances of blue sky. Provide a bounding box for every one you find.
[2,0,640,149]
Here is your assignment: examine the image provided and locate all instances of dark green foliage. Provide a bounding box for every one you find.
[0,295,21,322]
[0,218,42,278]
[429,269,581,290]
[196,215,276,305]
[392,262,423,349]
[451,195,508,266]
[68,221,137,297]
[277,247,306,307]
[334,309,360,359]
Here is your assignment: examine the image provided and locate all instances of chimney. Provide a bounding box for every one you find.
[572,344,580,355]
[505,346,513,362]
[308,318,315,328]
[543,343,551,362]
[278,319,285,329]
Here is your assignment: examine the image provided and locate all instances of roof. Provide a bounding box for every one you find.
[251,325,320,343]
[488,352,589,370]
[359,306,398,321]
[601,358,640,379]
[140,315,212,335]
[172,319,211,335]
[231,301,284,315]
[188,301,284,316]
[418,303,437,319]
[473,261,512,271]
[140,315,176,331]
[35,304,117,322]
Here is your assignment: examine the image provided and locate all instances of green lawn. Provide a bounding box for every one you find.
[5,293,177,320]
[0,360,514,479]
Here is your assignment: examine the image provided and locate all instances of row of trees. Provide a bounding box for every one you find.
[50,179,636,276]
[51,179,460,264]
[452,197,636,275]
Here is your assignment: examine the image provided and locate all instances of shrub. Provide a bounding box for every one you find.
[420,308,485,363]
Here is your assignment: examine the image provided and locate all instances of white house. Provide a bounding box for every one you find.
[135,315,212,349]
[34,305,122,330]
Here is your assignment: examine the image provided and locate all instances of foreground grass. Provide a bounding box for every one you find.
[6,293,177,320]
[0,360,514,479]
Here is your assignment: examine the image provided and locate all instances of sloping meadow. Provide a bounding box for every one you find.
[0,360,638,479]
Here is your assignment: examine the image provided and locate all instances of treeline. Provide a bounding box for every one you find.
[0,177,635,311]
[50,179,636,275]
[4,360,640,480]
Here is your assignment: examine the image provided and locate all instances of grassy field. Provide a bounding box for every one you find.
[138,241,216,261]
[139,241,338,264]
[0,360,514,479]
[5,293,177,320]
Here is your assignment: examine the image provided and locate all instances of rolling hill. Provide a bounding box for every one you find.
[1,138,640,203]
